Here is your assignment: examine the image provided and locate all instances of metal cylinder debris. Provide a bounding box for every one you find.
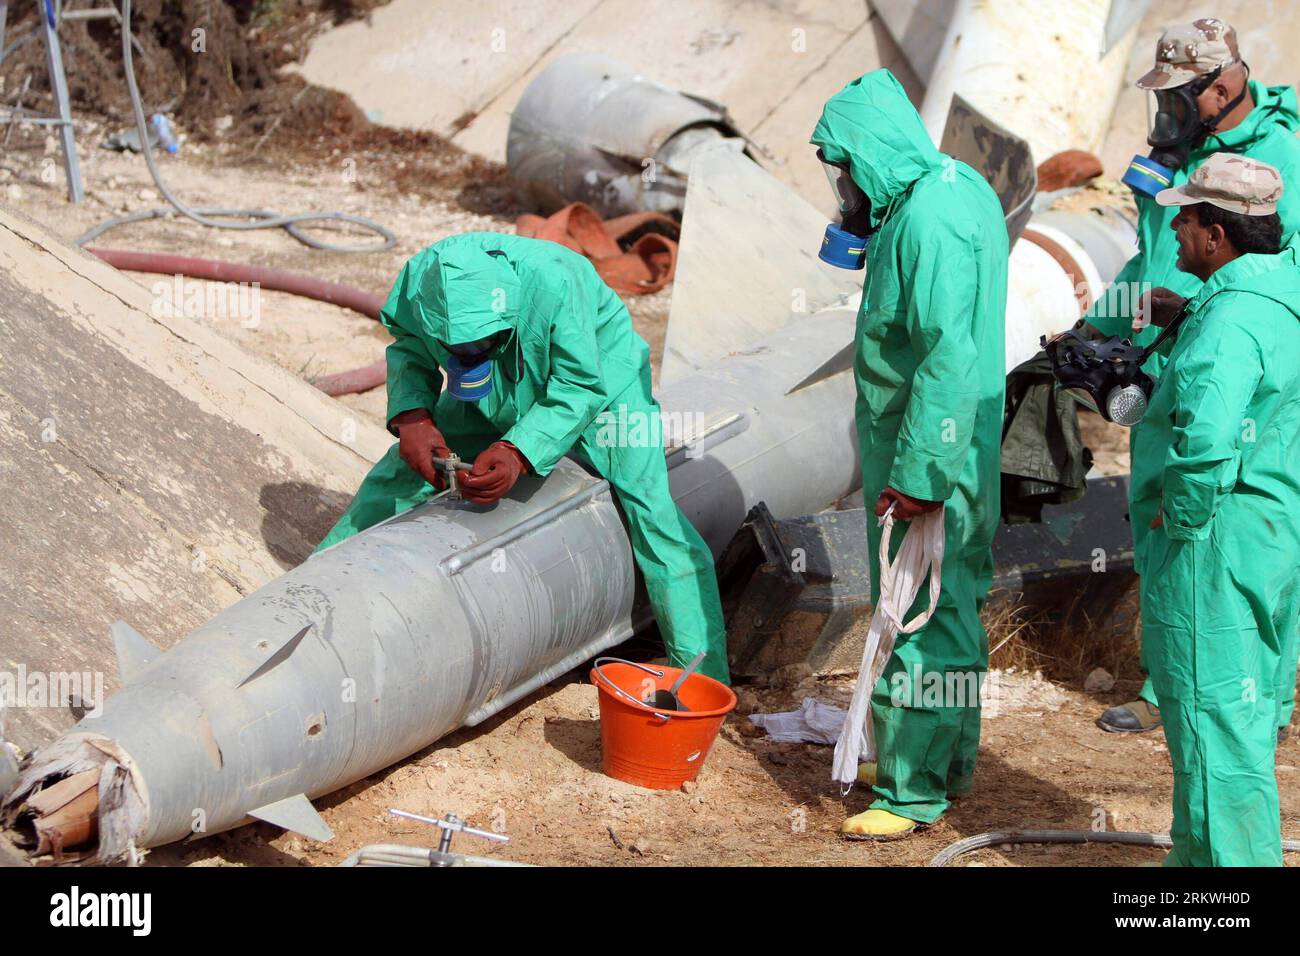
[507,54,751,219]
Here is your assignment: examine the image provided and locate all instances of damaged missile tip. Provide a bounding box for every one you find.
[6,768,100,859]
[2,736,147,865]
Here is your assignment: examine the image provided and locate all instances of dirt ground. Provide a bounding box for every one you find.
[139,668,1300,868]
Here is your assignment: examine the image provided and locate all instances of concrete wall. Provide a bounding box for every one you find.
[0,206,390,752]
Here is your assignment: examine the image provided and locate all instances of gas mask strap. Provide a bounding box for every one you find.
[1198,62,1251,138]
[1138,301,1195,361]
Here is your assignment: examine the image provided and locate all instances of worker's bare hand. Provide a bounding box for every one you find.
[392,410,452,489]
[874,487,942,521]
[1134,287,1188,331]
[460,442,530,505]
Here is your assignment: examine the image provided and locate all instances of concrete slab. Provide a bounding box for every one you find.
[452,0,868,166]
[291,0,602,133]
[292,0,896,201]
[751,13,923,215]
[0,205,390,753]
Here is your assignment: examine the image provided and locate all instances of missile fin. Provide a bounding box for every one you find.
[247,793,334,842]
[236,624,311,689]
[660,148,860,385]
[111,621,159,684]
[785,340,856,395]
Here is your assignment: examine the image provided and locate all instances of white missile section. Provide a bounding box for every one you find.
[3,301,861,862]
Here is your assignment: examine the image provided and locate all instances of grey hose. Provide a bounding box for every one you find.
[77,0,395,253]
[929,829,1300,867]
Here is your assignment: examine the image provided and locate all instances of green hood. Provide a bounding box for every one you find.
[810,69,942,228]
[407,234,522,345]
[1204,81,1300,154]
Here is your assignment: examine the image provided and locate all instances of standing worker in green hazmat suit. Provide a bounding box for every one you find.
[1080,18,1300,737]
[811,70,1009,839]
[315,232,730,684]
[1133,154,1300,865]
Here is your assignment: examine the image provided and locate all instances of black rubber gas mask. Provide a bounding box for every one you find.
[1123,63,1250,198]
[1042,303,1193,426]
[1043,332,1155,426]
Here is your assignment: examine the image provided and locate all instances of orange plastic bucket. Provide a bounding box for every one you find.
[590,657,737,790]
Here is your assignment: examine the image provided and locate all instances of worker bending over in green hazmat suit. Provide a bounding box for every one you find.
[1080,18,1300,738]
[1131,153,1300,866]
[315,233,730,684]
[811,70,1008,840]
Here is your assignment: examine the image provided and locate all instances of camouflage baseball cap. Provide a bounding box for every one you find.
[1137,18,1241,90]
[1155,153,1283,215]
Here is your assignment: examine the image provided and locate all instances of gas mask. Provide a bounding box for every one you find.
[1042,307,1190,426]
[817,148,873,269]
[1123,62,1251,198]
[440,332,508,402]
[1043,332,1154,425]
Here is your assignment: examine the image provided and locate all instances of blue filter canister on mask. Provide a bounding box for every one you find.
[445,353,494,401]
[819,222,870,269]
[1123,154,1176,199]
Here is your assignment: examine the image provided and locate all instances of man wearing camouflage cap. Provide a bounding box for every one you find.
[1085,18,1300,739]
[1133,153,1300,865]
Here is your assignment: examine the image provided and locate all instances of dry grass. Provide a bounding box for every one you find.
[983,587,1144,689]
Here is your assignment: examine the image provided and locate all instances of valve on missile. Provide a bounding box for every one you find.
[431,453,473,501]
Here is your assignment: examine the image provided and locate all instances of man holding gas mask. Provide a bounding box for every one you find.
[1131,154,1300,865]
[1080,18,1300,738]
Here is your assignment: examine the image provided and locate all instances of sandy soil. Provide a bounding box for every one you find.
[141,668,1300,867]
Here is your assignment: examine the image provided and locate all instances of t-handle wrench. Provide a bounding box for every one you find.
[430,453,473,500]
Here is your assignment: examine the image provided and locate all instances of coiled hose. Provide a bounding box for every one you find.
[76,0,395,253]
[929,830,1300,867]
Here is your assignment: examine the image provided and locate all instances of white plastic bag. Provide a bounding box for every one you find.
[749,697,848,744]
[831,504,945,786]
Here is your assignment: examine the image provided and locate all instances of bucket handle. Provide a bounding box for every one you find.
[591,657,672,721]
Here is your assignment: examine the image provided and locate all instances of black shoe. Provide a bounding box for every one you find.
[1097,700,1162,733]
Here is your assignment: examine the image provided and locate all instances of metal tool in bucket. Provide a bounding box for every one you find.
[592,658,678,722]
[589,656,737,790]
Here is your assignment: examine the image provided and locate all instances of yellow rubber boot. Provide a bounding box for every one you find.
[856,761,877,787]
[841,808,919,841]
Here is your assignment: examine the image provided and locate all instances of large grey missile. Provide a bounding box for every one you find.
[3,304,861,863]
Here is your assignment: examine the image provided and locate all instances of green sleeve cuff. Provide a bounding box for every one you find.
[501,427,555,478]
[888,457,956,504]
[1162,511,1212,541]
[1161,472,1226,541]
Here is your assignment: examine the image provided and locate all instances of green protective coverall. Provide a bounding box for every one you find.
[315,233,730,683]
[1087,81,1300,724]
[1131,240,1300,866]
[812,70,1009,823]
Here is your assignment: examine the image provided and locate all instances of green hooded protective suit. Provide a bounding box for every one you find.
[1088,81,1300,724]
[812,71,1009,823]
[1131,239,1300,866]
[316,233,729,683]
